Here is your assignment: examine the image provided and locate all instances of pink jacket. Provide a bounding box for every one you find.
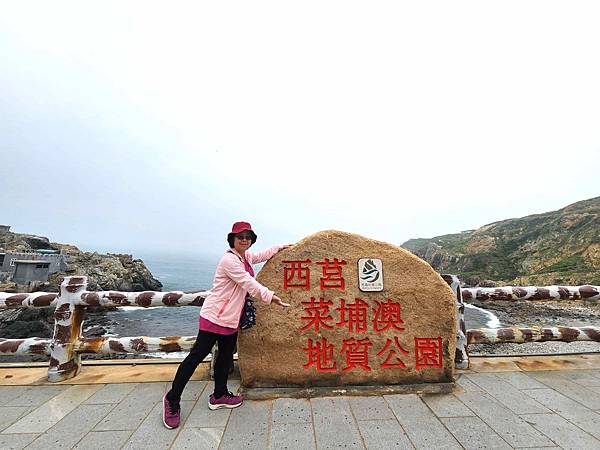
[199,245,282,328]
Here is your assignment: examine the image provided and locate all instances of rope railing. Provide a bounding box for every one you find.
[467,326,600,345]
[0,337,52,355]
[1,276,598,381]
[0,277,206,381]
[0,292,59,308]
[462,285,600,301]
[76,335,197,354]
[78,290,205,308]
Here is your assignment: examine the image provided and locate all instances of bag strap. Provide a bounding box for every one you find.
[227,249,243,263]
[228,250,253,302]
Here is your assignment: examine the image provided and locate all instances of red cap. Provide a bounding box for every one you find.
[230,221,254,234]
[227,221,257,244]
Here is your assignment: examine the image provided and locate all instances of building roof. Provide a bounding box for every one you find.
[14,260,51,265]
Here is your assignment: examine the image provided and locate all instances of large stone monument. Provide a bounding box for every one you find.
[238,230,456,392]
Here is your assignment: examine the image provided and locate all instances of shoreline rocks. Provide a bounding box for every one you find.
[1,229,163,294]
[0,229,163,349]
[468,298,600,355]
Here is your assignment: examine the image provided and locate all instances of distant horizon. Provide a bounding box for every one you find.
[4,193,599,258]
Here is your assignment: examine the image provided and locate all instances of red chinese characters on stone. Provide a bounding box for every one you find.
[297,293,443,373]
[282,259,312,290]
[299,297,334,332]
[316,258,347,291]
[335,298,368,333]
[303,338,337,372]
[377,337,410,369]
[414,337,443,370]
[372,299,405,333]
[341,337,373,372]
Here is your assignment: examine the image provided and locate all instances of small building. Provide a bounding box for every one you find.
[0,225,10,233]
[0,251,69,274]
[11,260,51,283]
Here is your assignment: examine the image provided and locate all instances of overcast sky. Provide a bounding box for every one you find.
[1,1,599,257]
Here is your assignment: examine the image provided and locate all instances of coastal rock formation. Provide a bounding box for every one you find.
[402,196,600,286]
[0,229,162,293]
[0,228,162,340]
[238,230,456,388]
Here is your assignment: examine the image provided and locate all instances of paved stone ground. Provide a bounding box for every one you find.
[1,370,600,449]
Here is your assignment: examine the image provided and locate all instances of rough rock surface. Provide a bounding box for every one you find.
[0,229,162,293]
[238,230,456,388]
[0,228,162,342]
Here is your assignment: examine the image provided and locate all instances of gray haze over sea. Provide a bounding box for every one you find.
[99,252,499,338]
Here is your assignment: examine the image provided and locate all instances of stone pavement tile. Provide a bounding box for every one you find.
[456,391,553,448]
[0,407,35,432]
[522,388,600,440]
[0,433,39,449]
[272,398,312,423]
[25,403,114,450]
[513,448,561,450]
[228,379,241,394]
[179,380,208,401]
[492,371,548,390]
[5,385,67,407]
[74,430,133,450]
[529,371,600,409]
[0,387,32,407]
[122,400,194,450]
[521,413,600,450]
[464,373,550,414]
[184,382,231,428]
[271,422,316,450]
[171,427,224,450]
[583,369,600,379]
[384,394,461,449]
[94,382,166,431]
[220,400,271,450]
[442,416,511,450]
[84,383,134,404]
[421,394,474,418]
[455,375,485,393]
[311,397,364,449]
[3,384,102,434]
[556,369,600,387]
[349,396,396,421]
[357,419,414,449]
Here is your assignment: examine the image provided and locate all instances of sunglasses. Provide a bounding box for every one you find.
[235,233,254,241]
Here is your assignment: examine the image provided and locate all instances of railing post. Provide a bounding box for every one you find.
[48,276,87,382]
[442,274,469,369]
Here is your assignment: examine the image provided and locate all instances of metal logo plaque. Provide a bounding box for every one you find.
[358,258,383,292]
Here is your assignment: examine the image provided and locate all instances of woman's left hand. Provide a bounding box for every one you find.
[272,295,290,307]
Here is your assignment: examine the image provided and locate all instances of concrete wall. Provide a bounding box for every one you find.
[12,262,50,283]
[0,251,69,274]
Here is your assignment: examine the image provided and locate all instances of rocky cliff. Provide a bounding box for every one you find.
[0,229,162,293]
[402,196,600,287]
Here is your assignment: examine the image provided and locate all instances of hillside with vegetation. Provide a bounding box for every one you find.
[402,196,600,286]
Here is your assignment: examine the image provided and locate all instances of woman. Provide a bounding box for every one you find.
[163,221,290,429]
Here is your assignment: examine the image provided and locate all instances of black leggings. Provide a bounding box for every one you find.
[167,329,238,402]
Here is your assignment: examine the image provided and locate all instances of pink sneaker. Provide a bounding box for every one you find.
[208,391,243,410]
[162,393,180,429]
